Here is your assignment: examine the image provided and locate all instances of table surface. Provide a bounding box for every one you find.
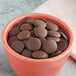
[0,0,76,76]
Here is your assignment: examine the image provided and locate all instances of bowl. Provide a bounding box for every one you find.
[2,13,73,76]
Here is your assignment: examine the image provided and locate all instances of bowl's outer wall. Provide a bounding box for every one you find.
[2,13,73,76]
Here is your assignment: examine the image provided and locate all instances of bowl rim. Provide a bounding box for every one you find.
[2,13,74,62]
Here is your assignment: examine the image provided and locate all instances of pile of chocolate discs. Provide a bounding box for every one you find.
[8,17,68,59]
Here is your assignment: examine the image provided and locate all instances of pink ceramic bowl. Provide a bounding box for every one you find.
[2,13,73,76]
